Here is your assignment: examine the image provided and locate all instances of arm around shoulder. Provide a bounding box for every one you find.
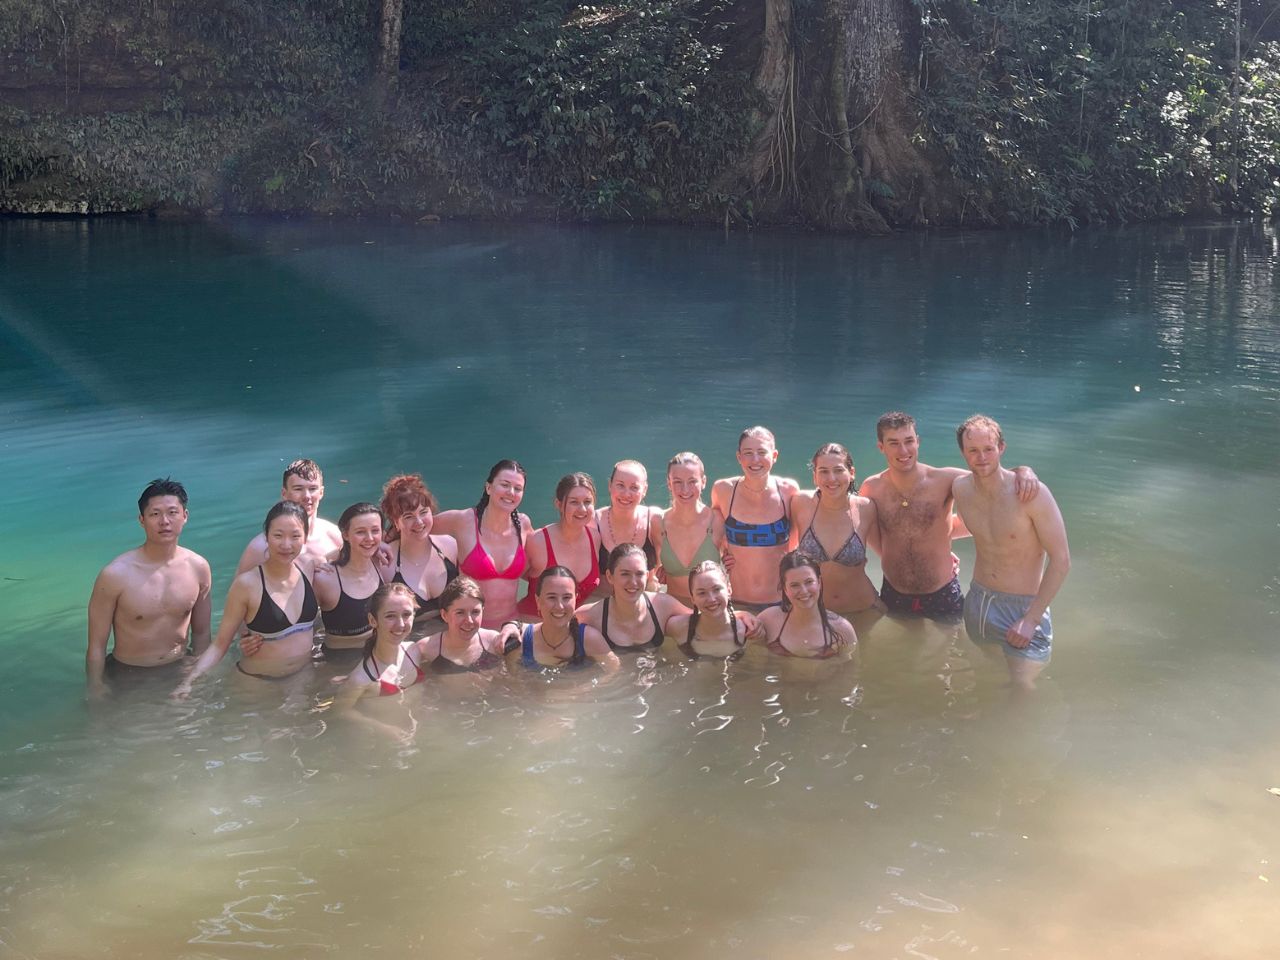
[574,598,604,631]
[665,612,692,640]
[434,533,459,563]
[580,624,620,672]
[857,497,883,555]
[234,535,267,576]
[1012,464,1041,501]
[430,508,467,538]
[651,591,691,625]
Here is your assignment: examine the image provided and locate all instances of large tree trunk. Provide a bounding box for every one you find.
[742,0,795,195]
[377,0,404,100]
[834,0,936,225]
[825,0,858,209]
[726,0,944,228]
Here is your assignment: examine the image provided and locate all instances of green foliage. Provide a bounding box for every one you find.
[2,0,1276,225]
[917,0,1280,224]
[448,0,751,216]
[0,0,750,219]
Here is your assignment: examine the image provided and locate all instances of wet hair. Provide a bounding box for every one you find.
[738,425,776,449]
[665,452,707,507]
[536,565,578,596]
[956,414,1005,450]
[138,477,188,515]
[335,502,384,567]
[534,566,583,641]
[687,561,742,643]
[876,411,916,441]
[809,443,856,495]
[777,549,843,650]
[606,542,648,575]
[667,451,705,476]
[380,473,438,542]
[438,574,484,613]
[687,559,727,594]
[609,459,648,483]
[554,472,596,515]
[362,582,418,657]
[263,500,310,537]
[474,459,526,532]
[283,458,323,486]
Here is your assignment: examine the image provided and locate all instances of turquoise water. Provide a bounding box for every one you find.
[1,218,1279,958]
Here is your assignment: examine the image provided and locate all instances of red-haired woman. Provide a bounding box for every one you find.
[379,473,459,634]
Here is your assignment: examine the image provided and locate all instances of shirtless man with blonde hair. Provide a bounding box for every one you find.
[86,478,212,697]
[953,414,1069,688]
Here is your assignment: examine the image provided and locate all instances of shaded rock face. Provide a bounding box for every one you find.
[0,198,147,214]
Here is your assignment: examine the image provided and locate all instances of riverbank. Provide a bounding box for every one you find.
[4,1,1278,232]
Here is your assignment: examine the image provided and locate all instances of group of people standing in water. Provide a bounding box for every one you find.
[86,412,1070,702]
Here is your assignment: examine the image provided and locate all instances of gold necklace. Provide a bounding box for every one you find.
[893,475,923,508]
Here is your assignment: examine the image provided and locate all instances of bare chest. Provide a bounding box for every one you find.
[875,493,945,537]
[966,500,1034,549]
[118,571,199,621]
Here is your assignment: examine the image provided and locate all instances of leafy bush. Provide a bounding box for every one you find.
[451,1,752,216]
[917,0,1280,224]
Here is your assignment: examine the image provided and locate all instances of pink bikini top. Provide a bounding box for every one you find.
[459,509,526,581]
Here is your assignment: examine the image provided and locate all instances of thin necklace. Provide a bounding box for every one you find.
[540,624,572,653]
[608,506,643,546]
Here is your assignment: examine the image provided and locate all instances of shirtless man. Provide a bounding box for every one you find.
[234,458,343,573]
[860,412,1038,621]
[86,478,212,698]
[952,415,1069,687]
[710,426,800,611]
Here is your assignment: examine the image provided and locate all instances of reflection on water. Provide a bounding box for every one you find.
[2,219,1279,958]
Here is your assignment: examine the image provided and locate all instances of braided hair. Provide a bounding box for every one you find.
[474,459,526,533]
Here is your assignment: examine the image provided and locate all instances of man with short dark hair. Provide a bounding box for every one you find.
[86,478,212,697]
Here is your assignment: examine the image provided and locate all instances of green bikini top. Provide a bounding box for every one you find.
[659,515,722,578]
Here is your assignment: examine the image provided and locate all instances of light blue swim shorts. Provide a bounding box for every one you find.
[963,581,1052,663]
